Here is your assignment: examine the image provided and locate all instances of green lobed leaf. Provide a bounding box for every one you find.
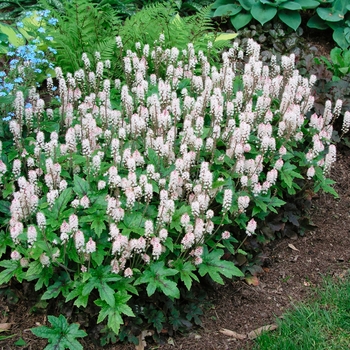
[95,291,134,335]
[97,281,116,308]
[73,175,89,197]
[251,3,277,25]
[0,260,20,284]
[31,315,86,350]
[50,188,73,220]
[173,260,199,290]
[198,248,243,285]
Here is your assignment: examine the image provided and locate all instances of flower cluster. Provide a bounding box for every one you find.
[2,37,342,281]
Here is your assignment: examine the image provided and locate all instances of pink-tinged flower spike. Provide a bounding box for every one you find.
[69,214,79,233]
[307,166,315,179]
[27,226,37,246]
[0,160,7,184]
[40,253,50,267]
[223,189,232,212]
[36,212,46,230]
[10,221,23,243]
[222,231,230,239]
[342,111,350,134]
[86,237,96,254]
[11,250,21,261]
[238,196,250,212]
[246,218,257,236]
[74,230,85,252]
[324,144,336,174]
[124,267,133,278]
[151,237,162,260]
[12,159,21,178]
[181,229,195,250]
[80,195,90,209]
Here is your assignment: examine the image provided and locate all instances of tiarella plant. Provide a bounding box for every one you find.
[0,36,345,342]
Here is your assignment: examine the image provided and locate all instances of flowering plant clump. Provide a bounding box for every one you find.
[0,36,344,339]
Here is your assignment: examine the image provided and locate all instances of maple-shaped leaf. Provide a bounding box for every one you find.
[31,314,87,350]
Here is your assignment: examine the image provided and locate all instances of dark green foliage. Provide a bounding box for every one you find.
[118,2,221,52]
[40,0,121,73]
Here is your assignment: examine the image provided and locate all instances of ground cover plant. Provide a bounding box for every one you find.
[0,30,346,346]
[254,273,350,349]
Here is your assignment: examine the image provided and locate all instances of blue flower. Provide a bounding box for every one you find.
[25,102,32,109]
[10,59,19,66]
[16,22,24,28]
[14,77,23,83]
[36,16,42,22]
[25,11,33,17]
[16,33,23,38]
[34,68,42,73]
[4,83,14,92]
[45,36,53,41]
[52,86,57,91]
[3,112,14,121]
[39,10,50,18]
[7,51,15,57]
[0,72,6,77]
[38,27,45,33]
[48,47,57,55]
[0,92,7,97]
[48,18,58,26]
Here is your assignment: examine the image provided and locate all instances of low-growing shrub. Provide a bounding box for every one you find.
[0,36,346,343]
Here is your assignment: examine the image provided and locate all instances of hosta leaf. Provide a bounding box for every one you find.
[215,32,238,42]
[251,3,277,25]
[317,8,345,22]
[333,27,349,49]
[0,23,25,47]
[238,0,257,11]
[213,4,242,17]
[279,1,302,10]
[211,0,234,10]
[307,15,329,30]
[295,0,321,9]
[281,13,302,32]
[230,12,253,30]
